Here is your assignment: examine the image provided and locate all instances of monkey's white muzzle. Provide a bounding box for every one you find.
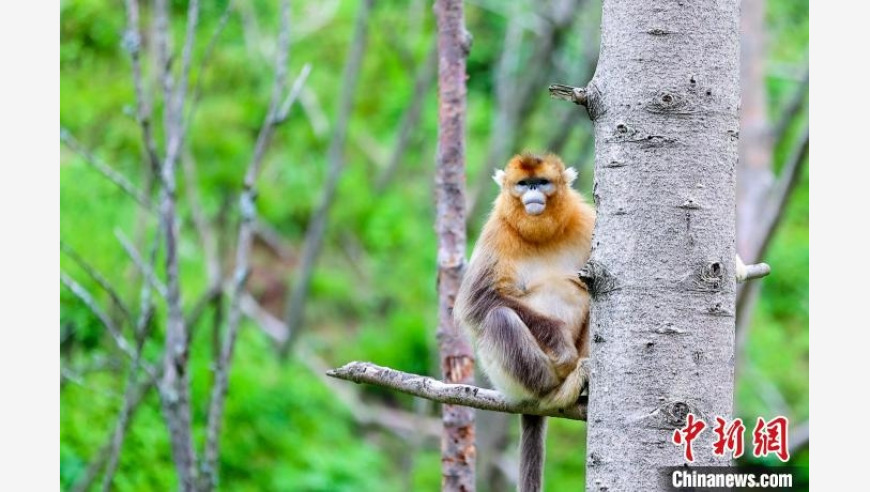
[522,190,546,215]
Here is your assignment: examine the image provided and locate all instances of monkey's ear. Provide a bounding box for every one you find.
[492,169,506,188]
[563,167,578,186]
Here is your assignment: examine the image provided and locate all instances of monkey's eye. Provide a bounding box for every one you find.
[517,180,529,187]
[539,179,550,186]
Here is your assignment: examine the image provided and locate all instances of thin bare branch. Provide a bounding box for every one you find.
[60,241,134,326]
[252,220,295,261]
[186,2,234,134]
[122,0,162,175]
[69,378,153,492]
[202,1,295,486]
[185,283,223,336]
[513,0,585,119]
[548,83,588,106]
[133,230,161,341]
[276,63,312,124]
[172,0,200,139]
[101,315,152,491]
[327,362,588,421]
[375,44,438,191]
[749,128,809,264]
[61,271,137,361]
[182,152,221,282]
[298,87,330,138]
[239,292,289,343]
[161,0,201,176]
[771,68,808,151]
[464,14,522,220]
[153,1,198,487]
[60,129,153,211]
[115,229,168,298]
[737,262,771,283]
[736,128,808,340]
[246,52,295,191]
[209,292,225,374]
[154,0,175,145]
[282,0,373,355]
[299,352,441,439]
[545,54,599,155]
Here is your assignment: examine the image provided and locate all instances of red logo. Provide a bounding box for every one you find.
[712,416,745,459]
[671,414,789,462]
[752,416,790,462]
[672,413,706,462]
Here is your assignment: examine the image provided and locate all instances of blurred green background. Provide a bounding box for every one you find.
[60,0,808,490]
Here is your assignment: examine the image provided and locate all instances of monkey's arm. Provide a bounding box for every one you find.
[492,281,572,356]
[489,275,579,377]
[477,307,560,398]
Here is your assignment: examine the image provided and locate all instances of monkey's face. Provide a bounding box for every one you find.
[493,153,578,217]
[513,178,555,216]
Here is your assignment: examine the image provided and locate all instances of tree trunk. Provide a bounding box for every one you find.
[434,1,476,490]
[583,0,739,489]
[737,0,773,261]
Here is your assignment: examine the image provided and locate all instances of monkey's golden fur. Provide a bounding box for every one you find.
[455,152,595,409]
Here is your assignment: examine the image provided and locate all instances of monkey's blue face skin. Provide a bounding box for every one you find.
[514,178,555,216]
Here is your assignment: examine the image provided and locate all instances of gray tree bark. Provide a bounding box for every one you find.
[581,0,739,489]
[434,0,476,490]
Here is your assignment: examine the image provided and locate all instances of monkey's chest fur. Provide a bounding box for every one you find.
[514,252,589,349]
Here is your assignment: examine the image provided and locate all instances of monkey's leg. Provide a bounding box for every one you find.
[506,302,578,379]
[478,307,560,398]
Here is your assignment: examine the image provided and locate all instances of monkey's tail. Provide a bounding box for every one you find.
[520,414,547,492]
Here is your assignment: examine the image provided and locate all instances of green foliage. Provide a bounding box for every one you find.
[60,0,808,490]
[194,331,394,491]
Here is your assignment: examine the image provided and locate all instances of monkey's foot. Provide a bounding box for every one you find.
[542,357,589,409]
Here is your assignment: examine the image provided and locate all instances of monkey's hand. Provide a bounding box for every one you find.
[550,346,580,380]
[577,357,590,395]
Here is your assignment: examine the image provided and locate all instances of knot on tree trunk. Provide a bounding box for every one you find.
[578,260,617,298]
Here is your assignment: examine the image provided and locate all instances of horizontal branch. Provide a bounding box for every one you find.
[740,262,770,281]
[548,83,587,106]
[327,361,587,420]
[302,353,441,439]
[736,258,771,283]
